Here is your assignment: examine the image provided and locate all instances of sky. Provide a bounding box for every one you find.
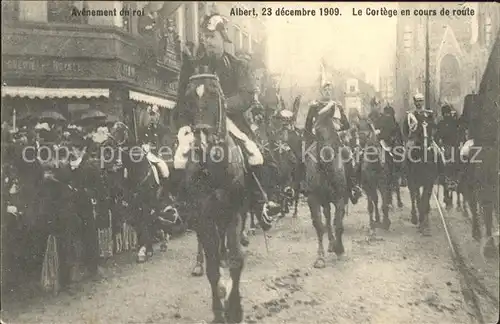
[264,2,398,90]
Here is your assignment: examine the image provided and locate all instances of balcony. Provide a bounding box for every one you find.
[2,20,180,73]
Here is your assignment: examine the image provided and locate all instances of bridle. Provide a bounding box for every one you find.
[188,71,226,144]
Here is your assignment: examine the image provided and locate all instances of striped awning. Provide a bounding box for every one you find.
[1,86,109,99]
[129,90,176,109]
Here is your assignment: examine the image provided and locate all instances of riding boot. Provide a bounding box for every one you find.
[250,165,280,231]
[344,161,362,204]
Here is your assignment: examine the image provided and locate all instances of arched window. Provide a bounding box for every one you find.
[439,54,461,106]
[2,0,19,22]
[485,16,492,47]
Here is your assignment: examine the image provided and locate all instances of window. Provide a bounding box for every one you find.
[2,0,19,22]
[122,1,133,32]
[403,25,412,51]
[48,1,88,24]
[485,16,492,47]
[350,85,356,93]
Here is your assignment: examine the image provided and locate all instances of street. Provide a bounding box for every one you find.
[2,188,499,324]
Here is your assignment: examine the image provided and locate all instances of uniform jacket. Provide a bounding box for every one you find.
[304,100,349,138]
[436,116,464,148]
[402,109,436,142]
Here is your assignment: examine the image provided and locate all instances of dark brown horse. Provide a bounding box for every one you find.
[116,113,178,263]
[303,104,348,268]
[357,117,392,230]
[403,111,439,236]
[180,69,249,323]
[459,33,499,256]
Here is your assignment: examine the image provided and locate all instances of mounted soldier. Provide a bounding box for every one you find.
[402,92,438,234]
[174,13,280,218]
[304,81,362,204]
[137,104,170,187]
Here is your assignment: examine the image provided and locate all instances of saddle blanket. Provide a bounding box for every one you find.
[174,117,264,169]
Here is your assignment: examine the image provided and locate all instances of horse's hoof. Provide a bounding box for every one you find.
[388,204,394,211]
[212,314,226,323]
[398,201,404,208]
[382,219,391,230]
[136,255,147,263]
[313,258,326,268]
[160,243,167,252]
[472,230,481,242]
[420,227,431,237]
[327,241,335,253]
[225,301,243,324]
[334,244,345,256]
[482,241,499,259]
[411,216,418,225]
[240,235,250,247]
[191,264,204,277]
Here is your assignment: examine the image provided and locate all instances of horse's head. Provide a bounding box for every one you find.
[184,66,226,148]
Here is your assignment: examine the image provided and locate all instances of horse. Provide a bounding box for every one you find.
[272,121,304,221]
[459,34,499,256]
[303,104,348,268]
[118,111,179,263]
[403,112,439,236]
[357,117,392,230]
[179,68,251,323]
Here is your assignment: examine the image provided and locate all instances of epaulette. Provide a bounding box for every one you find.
[309,100,320,106]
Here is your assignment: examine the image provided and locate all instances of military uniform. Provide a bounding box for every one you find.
[303,96,362,203]
[402,94,436,144]
[174,14,280,218]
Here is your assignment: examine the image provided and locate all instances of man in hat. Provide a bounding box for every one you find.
[139,105,170,183]
[402,93,436,146]
[174,13,281,218]
[304,82,362,204]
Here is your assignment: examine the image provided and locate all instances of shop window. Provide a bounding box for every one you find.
[2,1,19,22]
[47,0,88,24]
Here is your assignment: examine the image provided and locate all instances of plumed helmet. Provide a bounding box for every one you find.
[278,109,294,122]
[201,14,232,43]
[413,93,424,101]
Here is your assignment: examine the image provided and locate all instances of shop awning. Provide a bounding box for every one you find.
[1,86,110,99]
[129,90,176,109]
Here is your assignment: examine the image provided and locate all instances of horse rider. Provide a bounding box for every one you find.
[138,105,170,186]
[174,13,281,218]
[402,93,437,148]
[304,82,363,204]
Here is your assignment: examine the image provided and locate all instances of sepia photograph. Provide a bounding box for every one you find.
[1,1,499,323]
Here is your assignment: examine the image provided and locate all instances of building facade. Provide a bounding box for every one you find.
[1,1,186,140]
[394,2,500,121]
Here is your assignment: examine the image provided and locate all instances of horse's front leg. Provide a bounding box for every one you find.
[199,230,225,323]
[308,195,326,268]
[419,183,433,236]
[409,181,419,225]
[136,208,151,263]
[224,212,244,323]
[396,176,403,208]
[333,198,346,256]
[240,212,249,247]
[323,203,335,253]
[192,238,205,277]
[381,184,391,230]
[367,192,375,229]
